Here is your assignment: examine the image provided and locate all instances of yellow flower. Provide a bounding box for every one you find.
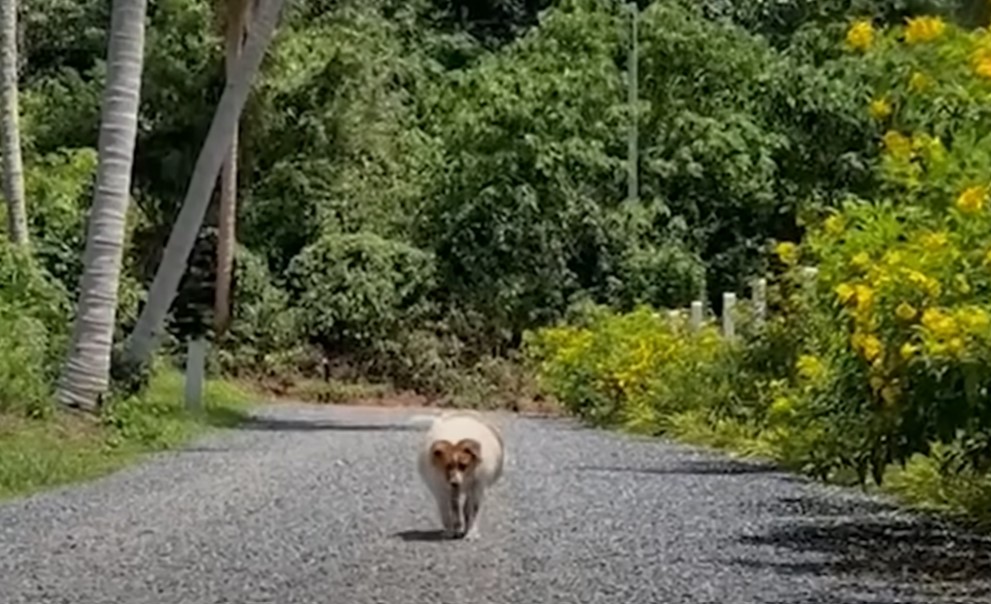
[957,306,990,333]
[869,97,892,120]
[920,231,948,250]
[904,16,946,44]
[908,71,932,92]
[863,337,883,362]
[955,185,988,214]
[905,269,941,297]
[900,342,919,359]
[796,354,825,382]
[775,241,799,265]
[846,19,874,51]
[895,302,917,321]
[946,337,965,357]
[972,48,991,79]
[855,333,884,362]
[851,252,871,269]
[883,250,903,266]
[869,375,885,392]
[854,284,874,312]
[922,308,958,339]
[883,130,912,159]
[823,214,844,236]
[835,282,856,304]
[769,396,794,417]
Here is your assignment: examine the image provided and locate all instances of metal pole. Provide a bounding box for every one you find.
[627,2,638,204]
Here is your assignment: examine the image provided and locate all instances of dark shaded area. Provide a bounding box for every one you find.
[575,459,781,476]
[231,415,423,433]
[762,495,900,518]
[394,529,451,543]
[736,517,991,583]
[733,489,991,603]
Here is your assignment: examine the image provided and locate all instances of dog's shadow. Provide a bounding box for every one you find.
[394,529,452,542]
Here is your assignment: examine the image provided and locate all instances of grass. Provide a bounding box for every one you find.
[0,368,254,501]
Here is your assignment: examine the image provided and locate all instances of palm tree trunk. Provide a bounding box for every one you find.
[0,0,27,246]
[122,0,286,369]
[57,0,147,410]
[213,8,246,335]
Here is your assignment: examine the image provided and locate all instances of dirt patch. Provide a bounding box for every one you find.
[239,376,563,417]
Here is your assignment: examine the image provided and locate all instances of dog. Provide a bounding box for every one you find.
[413,411,505,540]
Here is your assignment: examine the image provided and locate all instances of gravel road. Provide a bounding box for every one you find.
[2,403,990,604]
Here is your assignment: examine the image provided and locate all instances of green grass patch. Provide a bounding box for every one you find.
[0,368,254,501]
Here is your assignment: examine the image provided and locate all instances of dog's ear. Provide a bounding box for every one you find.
[430,440,451,464]
[455,438,482,463]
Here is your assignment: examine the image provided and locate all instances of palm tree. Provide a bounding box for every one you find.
[122,0,287,369]
[56,0,148,410]
[0,0,27,246]
[213,0,256,334]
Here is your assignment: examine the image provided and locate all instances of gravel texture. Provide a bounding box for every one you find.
[2,403,991,604]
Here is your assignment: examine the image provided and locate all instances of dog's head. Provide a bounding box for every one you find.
[429,438,481,490]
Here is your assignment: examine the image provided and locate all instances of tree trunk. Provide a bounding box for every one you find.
[0,0,27,246]
[122,0,286,369]
[213,6,246,335]
[57,0,147,410]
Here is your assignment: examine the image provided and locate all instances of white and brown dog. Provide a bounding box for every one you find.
[413,411,505,540]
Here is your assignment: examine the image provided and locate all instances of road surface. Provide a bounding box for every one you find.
[1,403,990,603]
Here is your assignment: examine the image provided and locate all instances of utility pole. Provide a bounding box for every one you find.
[627,2,638,204]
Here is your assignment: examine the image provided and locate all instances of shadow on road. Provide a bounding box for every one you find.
[231,416,423,433]
[574,459,781,476]
[733,493,991,602]
[394,529,450,542]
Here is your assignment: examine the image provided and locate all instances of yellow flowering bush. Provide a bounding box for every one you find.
[525,306,727,429]
[793,16,991,480]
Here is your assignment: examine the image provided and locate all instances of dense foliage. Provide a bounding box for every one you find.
[528,13,991,523]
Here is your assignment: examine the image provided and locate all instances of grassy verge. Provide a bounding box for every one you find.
[0,369,254,501]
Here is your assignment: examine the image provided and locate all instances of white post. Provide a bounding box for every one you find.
[752,278,767,328]
[690,300,703,332]
[722,292,736,339]
[185,337,207,412]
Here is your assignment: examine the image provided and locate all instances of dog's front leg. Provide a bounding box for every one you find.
[462,487,484,541]
[437,493,460,539]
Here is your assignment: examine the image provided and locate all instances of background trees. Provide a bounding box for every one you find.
[0,0,986,408]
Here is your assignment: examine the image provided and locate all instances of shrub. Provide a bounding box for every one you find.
[0,240,71,415]
[286,231,436,355]
[216,245,307,377]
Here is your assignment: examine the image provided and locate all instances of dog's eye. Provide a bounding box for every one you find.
[456,462,467,471]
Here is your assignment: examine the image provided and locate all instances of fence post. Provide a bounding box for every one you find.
[752,278,767,329]
[185,337,207,412]
[722,292,736,339]
[690,300,703,332]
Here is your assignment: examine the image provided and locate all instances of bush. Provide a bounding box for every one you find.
[215,245,307,377]
[0,240,71,415]
[286,231,436,355]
